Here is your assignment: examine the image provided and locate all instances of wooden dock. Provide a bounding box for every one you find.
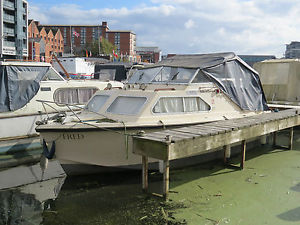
[132,109,300,198]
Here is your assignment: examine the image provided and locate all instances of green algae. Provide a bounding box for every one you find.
[168,131,300,225]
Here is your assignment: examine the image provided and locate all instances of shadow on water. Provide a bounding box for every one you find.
[290,183,300,192]
[278,207,300,222]
[42,171,187,225]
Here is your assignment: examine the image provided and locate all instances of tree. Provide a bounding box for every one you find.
[85,38,116,57]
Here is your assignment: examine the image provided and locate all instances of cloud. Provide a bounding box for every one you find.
[28,0,300,57]
[184,19,195,29]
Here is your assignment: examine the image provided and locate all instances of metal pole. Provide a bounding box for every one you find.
[70,26,72,54]
[98,30,101,56]
[31,21,34,60]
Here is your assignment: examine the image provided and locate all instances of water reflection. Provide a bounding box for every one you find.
[0,161,66,225]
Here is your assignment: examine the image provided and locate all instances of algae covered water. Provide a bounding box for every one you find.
[2,130,300,224]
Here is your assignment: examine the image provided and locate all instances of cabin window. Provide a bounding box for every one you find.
[42,68,64,81]
[54,87,99,105]
[85,95,109,112]
[153,97,210,113]
[107,96,147,115]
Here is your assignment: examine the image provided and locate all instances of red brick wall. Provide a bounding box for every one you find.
[28,41,40,61]
[120,32,130,55]
[28,21,39,38]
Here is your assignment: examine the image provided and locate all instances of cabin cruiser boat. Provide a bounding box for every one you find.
[0,61,123,151]
[36,53,268,173]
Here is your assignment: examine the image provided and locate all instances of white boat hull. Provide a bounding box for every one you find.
[42,128,161,168]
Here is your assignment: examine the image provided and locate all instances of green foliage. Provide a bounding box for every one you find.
[84,38,116,56]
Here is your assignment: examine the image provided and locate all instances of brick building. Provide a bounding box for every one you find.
[28,20,64,62]
[106,30,136,58]
[41,21,137,60]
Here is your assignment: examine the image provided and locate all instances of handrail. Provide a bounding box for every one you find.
[154,88,176,91]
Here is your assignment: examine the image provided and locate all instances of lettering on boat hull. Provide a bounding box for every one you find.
[62,133,84,140]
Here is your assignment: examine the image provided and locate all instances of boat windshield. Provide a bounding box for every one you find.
[85,95,110,113]
[107,96,147,115]
[127,66,198,84]
[42,68,64,81]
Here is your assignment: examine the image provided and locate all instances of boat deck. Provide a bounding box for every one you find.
[132,109,300,198]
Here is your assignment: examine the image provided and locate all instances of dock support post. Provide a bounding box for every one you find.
[289,127,294,150]
[163,160,170,200]
[142,155,148,193]
[223,145,231,165]
[260,135,267,145]
[273,131,277,147]
[240,140,246,169]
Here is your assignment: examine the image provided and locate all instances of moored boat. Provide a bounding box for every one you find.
[0,61,123,149]
[36,53,269,173]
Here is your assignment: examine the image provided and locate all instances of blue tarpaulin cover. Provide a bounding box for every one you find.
[0,65,49,112]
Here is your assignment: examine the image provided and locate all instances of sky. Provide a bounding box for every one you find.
[28,0,300,57]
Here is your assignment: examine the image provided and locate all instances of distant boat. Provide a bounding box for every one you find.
[36,53,269,174]
[52,57,95,79]
[0,61,123,151]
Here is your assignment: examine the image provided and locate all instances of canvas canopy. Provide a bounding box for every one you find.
[128,52,268,111]
[0,65,50,112]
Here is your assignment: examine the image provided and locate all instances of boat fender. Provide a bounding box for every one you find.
[42,139,56,159]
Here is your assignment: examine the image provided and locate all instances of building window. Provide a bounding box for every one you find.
[72,27,75,44]
[63,28,67,45]
[92,27,96,40]
[92,27,102,41]
[80,27,86,45]
[114,33,120,52]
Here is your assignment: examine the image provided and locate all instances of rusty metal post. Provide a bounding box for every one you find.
[142,155,148,193]
[240,140,246,169]
[289,127,294,150]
